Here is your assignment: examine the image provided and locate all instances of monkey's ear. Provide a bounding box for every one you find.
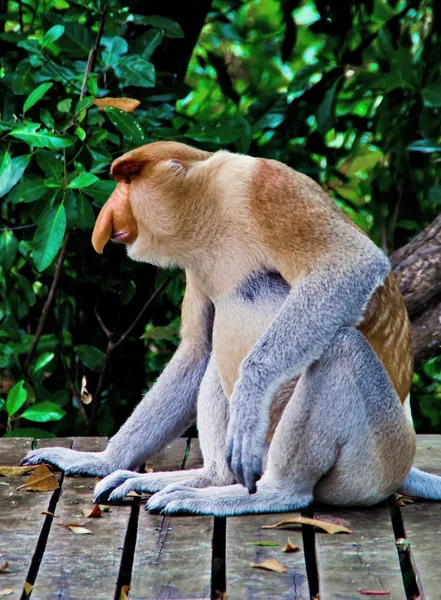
[111,156,147,182]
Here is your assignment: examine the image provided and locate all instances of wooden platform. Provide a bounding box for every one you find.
[0,435,440,600]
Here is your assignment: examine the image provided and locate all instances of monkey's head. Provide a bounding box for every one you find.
[91,141,225,267]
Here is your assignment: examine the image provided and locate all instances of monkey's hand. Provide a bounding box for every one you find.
[20,447,117,477]
[225,383,267,494]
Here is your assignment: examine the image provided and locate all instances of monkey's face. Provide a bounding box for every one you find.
[91,141,213,266]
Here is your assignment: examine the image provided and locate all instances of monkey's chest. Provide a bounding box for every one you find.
[213,271,290,397]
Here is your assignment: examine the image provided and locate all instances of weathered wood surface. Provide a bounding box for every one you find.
[30,437,135,600]
[226,513,309,599]
[130,438,213,600]
[1,435,441,600]
[398,434,441,600]
[314,507,406,600]
[0,438,71,598]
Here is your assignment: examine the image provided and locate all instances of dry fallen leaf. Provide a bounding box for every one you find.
[263,516,352,535]
[0,465,36,477]
[56,523,93,534]
[17,464,59,492]
[80,375,93,405]
[94,97,141,113]
[357,591,390,596]
[40,511,57,517]
[249,559,287,573]
[119,584,130,600]
[281,537,300,553]
[0,560,9,573]
[394,493,414,506]
[0,590,13,597]
[126,491,141,497]
[23,582,33,596]
[82,505,102,518]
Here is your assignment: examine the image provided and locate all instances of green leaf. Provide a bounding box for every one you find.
[8,427,56,439]
[57,98,72,113]
[43,15,93,57]
[75,127,86,141]
[32,203,66,271]
[101,36,128,66]
[75,96,94,114]
[7,178,49,203]
[135,15,184,38]
[104,108,146,141]
[0,154,31,197]
[142,29,165,60]
[407,140,441,153]
[75,344,105,372]
[6,380,27,416]
[0,153,12,197]
[141,320,180,341]
[83,180,116,207]
[77,193,95,229]
[186,118,249,144]
[422,80,441,107]
[32,352,55,373]
[114,55,155,88]
[0,230,18,270]
[9,124,76,150]
[42,24,65,48]
[68,172,100,189]
[21,401,66,422]
[317,76,342,135]
[422,356,441,382]
[36,150,63,180]
[40,108,55,129]
[23,83,54,113]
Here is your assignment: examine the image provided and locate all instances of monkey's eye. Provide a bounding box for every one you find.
[168,160,187,176]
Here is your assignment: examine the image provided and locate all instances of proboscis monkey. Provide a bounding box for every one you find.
[22,141,441,515]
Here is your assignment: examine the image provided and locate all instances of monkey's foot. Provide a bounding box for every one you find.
[94,468,226,504]
[146,483,312,517]
[20,447,113,477]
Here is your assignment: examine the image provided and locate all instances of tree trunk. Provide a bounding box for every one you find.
[391,212,441,367]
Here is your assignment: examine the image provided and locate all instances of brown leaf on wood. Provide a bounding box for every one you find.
[125,491,141,497]
[0,560,9,573]
[99,505,111,512]
[281,537,300,553]
[82,505,102,518]
[0,590,13,597]
[23,582,33,597]
[0,465,36,477]
[263,516,352,534]
[40,511,57,517]
[357,590,390,596]
[394,493,414,506]
[56,523,93,534]
[80,375,93,405]
[16,464,59,492]
[94,97,141,112]
[249,559,287,573]
[120,584,130,600]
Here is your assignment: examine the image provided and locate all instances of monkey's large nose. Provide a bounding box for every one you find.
[92,200,113,254]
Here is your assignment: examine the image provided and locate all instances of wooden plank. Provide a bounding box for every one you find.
[129,438,213,600]
[226,513,309,600]
[0,438,72,598]
[315,507,406,600]
[398,435,441,600]
[30,437,137,600]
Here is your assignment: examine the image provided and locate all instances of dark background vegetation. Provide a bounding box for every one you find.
[0,0,440,439]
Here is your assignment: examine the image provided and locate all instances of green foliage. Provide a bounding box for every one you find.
[0,0,440,436]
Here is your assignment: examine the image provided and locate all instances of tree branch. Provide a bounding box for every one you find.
[23,234,70,377]
[79,5,108,99]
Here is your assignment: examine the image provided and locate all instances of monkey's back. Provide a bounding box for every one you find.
[357,272,413,403]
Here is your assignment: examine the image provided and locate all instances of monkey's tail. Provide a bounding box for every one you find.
[398,467,441,500]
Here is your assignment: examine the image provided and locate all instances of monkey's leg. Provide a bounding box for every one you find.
[21,351,208,477]
[94,356,234,503]
[147,328,415,516]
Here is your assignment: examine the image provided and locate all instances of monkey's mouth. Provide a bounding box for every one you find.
[111,231,131,243]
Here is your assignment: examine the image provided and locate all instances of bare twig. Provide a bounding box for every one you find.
[23,233,70,377]
[79,5,108,100]
[88,276,172,432]
[59,346,90,426]
[18,0,23,33]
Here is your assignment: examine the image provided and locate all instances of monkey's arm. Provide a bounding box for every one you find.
[226,236,391,492]
[21,273,213,476]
